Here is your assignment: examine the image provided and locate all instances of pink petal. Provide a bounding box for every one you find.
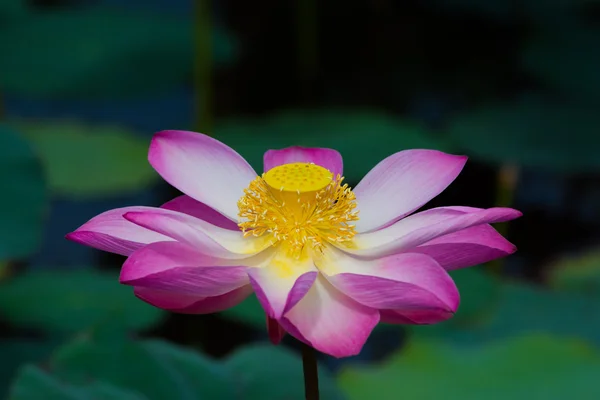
[412,223,517,270]
[123,208,271,259]
[346,206,522,258]
[279,275,380,358]
[134,286,202,309]
[379,308,454,324]
[148,130,257,221]
[266,316,286,345]
[120,241,249,296]
[120,240,236,281]
[318,249,458,312]
[65,206,172,256]
[161,195,239,230]
[353,150,468,232]
[263,146,343,177]
[247,252,318,319]
[134,285,253,314]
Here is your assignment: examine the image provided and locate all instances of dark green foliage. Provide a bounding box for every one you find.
[0,8,236,99]
[0,126,47,260]
[0,269,165,334]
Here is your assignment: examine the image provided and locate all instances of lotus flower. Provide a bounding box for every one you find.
[66,130,521,357]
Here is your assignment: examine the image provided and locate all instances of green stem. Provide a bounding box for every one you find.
[193,0,213,134]
[301,342,320,400]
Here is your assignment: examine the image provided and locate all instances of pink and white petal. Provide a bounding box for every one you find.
[344,206,522,258]
[263,146,343,177]
[65,206,172,256]
[161,195,239,230]
[380,308,454,325]
[124,208,271,259]
[317,248,459,312]
[125,265,247,296]
[148,130,257,221]
[178,285,254,314]
[353,150,468,232]
[266,316,287,345]
[280,275,380,358]
[247,251,318,319]
[411,224,517,270]
[134,285,253,314]
[120,240,245,281]
[121,241,251,296]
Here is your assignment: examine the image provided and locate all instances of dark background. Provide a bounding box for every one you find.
[1,0,599,399]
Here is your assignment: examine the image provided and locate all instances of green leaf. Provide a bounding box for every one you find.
[225,344,346,400]
[446,95,600,172]
[0,8,236,99]
[523,26,600,99]
[0,339,59,399]
[547,249,600,295]
[0,269,165,333]
[50,337,233,400]
[0,125,47,260]
[9,365,147,400]
[412,280,600,347]
[13,121,159,198]
[142,340,236,399]
[215,109,453,183]
[339,334,600,400]
[17,336,345,400]
[447,268,501,326]
[219,294,265,330]
[486,283,600,345]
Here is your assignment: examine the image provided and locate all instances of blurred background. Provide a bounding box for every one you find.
[1,0,600,398]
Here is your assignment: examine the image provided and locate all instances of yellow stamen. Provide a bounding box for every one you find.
[237,163,359,258]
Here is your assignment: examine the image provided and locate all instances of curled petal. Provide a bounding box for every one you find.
[345,206,522,258]
[248,250,318,319]
[412,223,517,270]
[279,275,380,358]
[124,208,271,259]
[149,130,257,221]
[161,195,239,230]
[121,241,252,296]
[353,150,467,232]
[134,285,253,314]
[263,146,343,177]
[65,206,172,256]
[317,249,458,312]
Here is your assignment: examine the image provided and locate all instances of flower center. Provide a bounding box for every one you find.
[263,162,333,193]
[237,162,359,258]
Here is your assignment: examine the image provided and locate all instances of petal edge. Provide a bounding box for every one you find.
[353,150,468,232]
[148,130,257,221]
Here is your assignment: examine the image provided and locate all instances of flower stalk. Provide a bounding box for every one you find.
[301,342,320,400]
